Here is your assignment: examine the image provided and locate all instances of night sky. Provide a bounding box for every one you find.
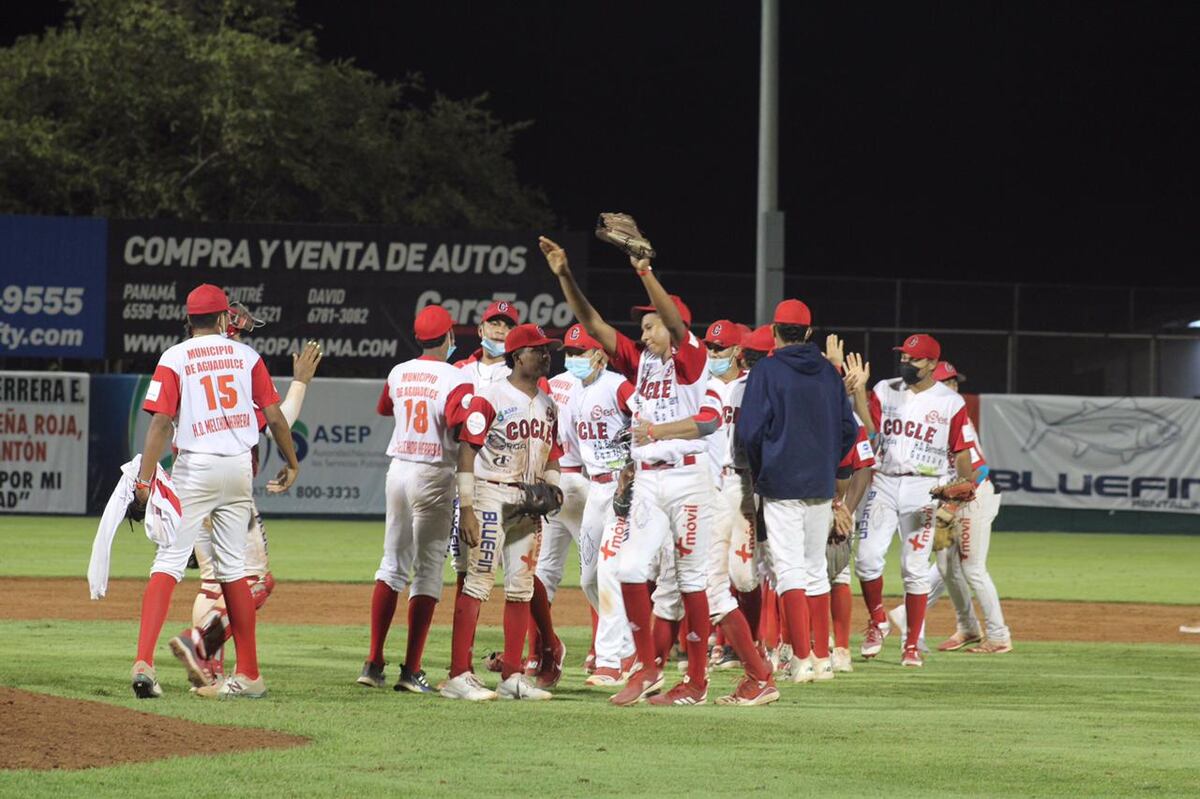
[5,2,1199,286]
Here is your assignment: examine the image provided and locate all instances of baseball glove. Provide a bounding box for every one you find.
[595,212,656,260]
[826,535,851,582]
[612,463,635,520]
[930,479,976,551]
[126,494,147,525]
[514,480,564,518]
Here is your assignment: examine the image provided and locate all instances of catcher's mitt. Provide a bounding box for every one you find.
[612,463,635,520]
[595,212,656,260]
[826,535,851,582]
[930,479,975,551]
[514,480,564,518]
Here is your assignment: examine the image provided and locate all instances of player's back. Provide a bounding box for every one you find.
[382,357,473,468]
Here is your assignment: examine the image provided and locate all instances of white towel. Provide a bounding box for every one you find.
[87,456,182,600]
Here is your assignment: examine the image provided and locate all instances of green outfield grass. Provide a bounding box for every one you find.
[3,515,1195,604]
[0,620,1198,797]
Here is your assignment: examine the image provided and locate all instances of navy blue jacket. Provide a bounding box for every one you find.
[737,342,858,500]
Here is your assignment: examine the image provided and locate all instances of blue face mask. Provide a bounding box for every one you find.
[709,356,734,377]
[481,338,505,358]
[564,355,594,380]
[446,342,456,361]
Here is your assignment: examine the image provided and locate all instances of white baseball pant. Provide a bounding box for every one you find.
[536,471,589,601]
[376,459,456,597]
[617,460,713,596]
[193,503,269,622]
[855,473,939,594]
[152,451,253,582]
[579,475,636,669]
[761,497,834,596]
[934,480,1010,642]
[462,480,542,603]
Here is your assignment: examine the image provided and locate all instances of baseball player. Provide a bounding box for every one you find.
[130,284,299,699]
[542,234,776,707]
[887,361,1012,655]
[855,334,975,667]
[441,323,565,701]
[738,300,858,684]
[352,305,476,693]
[167,305,322,693]
[830,406,875,673]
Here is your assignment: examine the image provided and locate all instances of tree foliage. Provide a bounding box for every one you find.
[0,0,552,228]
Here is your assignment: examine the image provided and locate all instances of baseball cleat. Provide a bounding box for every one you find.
[901,646,924,667]
[619,655,638,679]
[788,653,815,683]
[130,660,162,699]
[776,643,793,672]
[860,622,887,659]
[523,656,540,678]
[1180,622,1200,635]
[887,606,907,643]
[610,668,664,706]
[582,651,597,674]
[711,645,741,670]
[812,656,835,682]
[356,660,387,689]
[217,673,267,699]
[647,677,707,706]
[716,676,780,707]
[169,629,215,688]
[497,673,553,701]
[676,658,689,673]
[535,638,566,690]
[937,630,983,651]
[440,672,497,701]
[482,651,505,673]
[585,666,625,687]
[967,639,1013,654]
[831,647,854,673]
[395,665,433,693]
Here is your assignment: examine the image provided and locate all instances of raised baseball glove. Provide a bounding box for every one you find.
[514,480,564,518]
[930,479,976,551]
[595,212,656,260]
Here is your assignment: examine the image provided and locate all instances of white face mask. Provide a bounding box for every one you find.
[481,338,505,357]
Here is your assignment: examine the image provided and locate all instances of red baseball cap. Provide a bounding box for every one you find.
[505,324,562,354]
[773,299,812,326]
[631,295,692,326]
[931,361,967,383]
[704,320,742,348]
[562,323,603,351]
[482,300,519,325]
[742,324,776,353]
[413,305,454,340]
[735,323,752,338]
[186,284,229,315]
[894,333,941,361]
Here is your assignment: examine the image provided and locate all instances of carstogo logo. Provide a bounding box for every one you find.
[675,504,699,556]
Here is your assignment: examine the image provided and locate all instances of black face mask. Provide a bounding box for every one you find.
[900,362,923,385]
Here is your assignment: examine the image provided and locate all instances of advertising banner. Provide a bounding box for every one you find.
[106,218,587,376]
[0,215,108,359]
[0,371,90,513]
[980,394,1200,514]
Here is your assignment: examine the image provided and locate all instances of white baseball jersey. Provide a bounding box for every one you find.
[454,352,511,389]
[868,379,970,478]
[460,380,564,483]
[704,371,747,479]
[609,329,710,464]
[144,333,279,455]
[566,370,635,475]
[545,371,583,468]
[839,412,876,472]
[377,356,474,467]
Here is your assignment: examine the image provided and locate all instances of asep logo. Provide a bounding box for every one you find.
[260,419,309,472]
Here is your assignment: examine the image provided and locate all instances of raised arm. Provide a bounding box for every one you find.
[634,257,688,345]
[539,236,618,354]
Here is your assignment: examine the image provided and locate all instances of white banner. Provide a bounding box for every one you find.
[252,377,391,515]
[980,394,1200,514]
[0,371,90,513]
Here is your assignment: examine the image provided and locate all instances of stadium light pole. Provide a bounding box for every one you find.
[755,0,785,324]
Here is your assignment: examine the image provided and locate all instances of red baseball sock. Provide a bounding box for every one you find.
[529,576,556,652]
[135,572,177,665]
[720,609,770,681]
[620,582,657,675]
[760,586,779,648]
[778,595,791,647]
[904,592,928,650]
[502,600,531,679]
[404,594,437,673]
[714,626,726,647]
[781,589,811,659]
[807,592,832,658]
[250,573,275,610]
[455,571,466,598]
[653,615,680,667]
[367,580,399,666]
[736,589,763,642]
[449,592,481,677]
[681,591,710,689]
[860,577,886,624]
[222,577,259,680]
[831,583,852,649]
[678,615,689,651]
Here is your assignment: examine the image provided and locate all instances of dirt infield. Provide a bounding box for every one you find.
[0,686,306,771]
[3,577,1198,645]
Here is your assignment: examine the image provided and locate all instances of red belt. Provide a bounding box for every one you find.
[590,471,617,484]
[722,466,748,476]
[561,466,584,474]
[481,478,524,489]
[639,454,697,471]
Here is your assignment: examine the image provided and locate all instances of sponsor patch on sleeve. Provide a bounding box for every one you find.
[466,411,487,436]
[145,380,162,402]
[856,440,873,461]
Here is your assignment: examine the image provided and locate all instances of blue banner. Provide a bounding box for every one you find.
[0,214,107,358]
